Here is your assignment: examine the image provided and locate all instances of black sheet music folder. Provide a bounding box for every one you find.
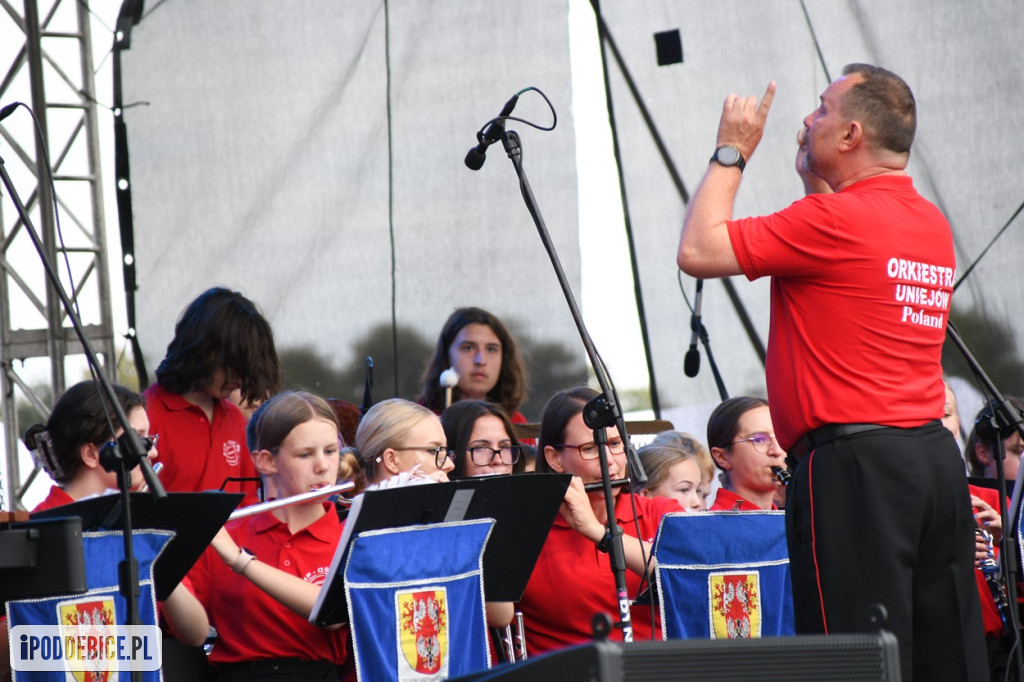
[311,472,570,627]
[32,491,243,600]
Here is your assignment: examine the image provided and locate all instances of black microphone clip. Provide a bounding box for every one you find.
[465,94,519,171]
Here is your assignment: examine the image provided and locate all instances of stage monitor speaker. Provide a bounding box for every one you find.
[450,632,901,682]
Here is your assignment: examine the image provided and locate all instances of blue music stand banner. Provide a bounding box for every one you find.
[345,519,494,681]
[6,529,172,682]
[653,511,794,639]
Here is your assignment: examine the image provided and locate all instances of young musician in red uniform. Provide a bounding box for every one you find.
[678,63,986,680]
[705,396,786,511]
[418,307,529,423]
[634,430,714,512]
[441,399,527,478]
[192,390,348,680]
[516,387,682,654]
[354,398,455,486]
[145,287,281,506]
[950,380,1020,680]
[22,380,209,648]
[26,382,157,511]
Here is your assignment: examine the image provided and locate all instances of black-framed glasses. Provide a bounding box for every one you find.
[468,444,522,466]
[394,445,455,469]
[115,431,159,453]
[554,437,626,461]
[730,432,777,454]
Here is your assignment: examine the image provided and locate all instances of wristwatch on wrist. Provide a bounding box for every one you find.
[596,532,611,554]
[232,547,257,574]
[710,145,746,171]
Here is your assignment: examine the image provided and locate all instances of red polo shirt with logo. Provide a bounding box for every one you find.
[143,384,259,506]
[188,504,347,666]
[727,175,954,450]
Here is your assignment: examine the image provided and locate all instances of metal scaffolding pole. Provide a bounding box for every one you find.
[0,0,116,510]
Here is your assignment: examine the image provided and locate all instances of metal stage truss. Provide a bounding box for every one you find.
[0,0,116,510]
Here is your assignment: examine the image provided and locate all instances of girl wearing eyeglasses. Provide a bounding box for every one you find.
[706,396,788,511]
[354,397,514,631]
[25,381,160,511]
[15,381,208,652]
[441,400,527,478]
[516,386,684,655]
[355,398,455,485]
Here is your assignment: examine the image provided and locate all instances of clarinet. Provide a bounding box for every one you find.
[770,466,791,486]
[977,527,1013,633]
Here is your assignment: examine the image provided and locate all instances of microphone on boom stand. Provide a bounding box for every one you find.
[684,279,704,378]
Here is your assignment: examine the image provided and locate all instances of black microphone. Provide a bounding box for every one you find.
[465,94,519,170]
[684,279,704,377]
[0,102,19,123]
[360,356,373,415]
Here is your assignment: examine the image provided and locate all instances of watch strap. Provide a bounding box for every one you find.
[232,547,257,575]
[710,145,746,171]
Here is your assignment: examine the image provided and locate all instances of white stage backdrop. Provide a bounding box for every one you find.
[596,0,1024,431]
[116,0,1024,434]
[118,0,581,413]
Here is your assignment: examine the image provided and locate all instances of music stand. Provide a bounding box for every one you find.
[0,517,86,602]
[311,473,570,627]
[32,491,243,600]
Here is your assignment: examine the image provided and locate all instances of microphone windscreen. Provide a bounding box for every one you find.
[465,146,486,170]
[684,347,700,378]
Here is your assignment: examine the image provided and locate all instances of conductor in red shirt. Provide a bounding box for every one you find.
[677,64,986,681]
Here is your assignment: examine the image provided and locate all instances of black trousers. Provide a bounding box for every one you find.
[785,422,988,682]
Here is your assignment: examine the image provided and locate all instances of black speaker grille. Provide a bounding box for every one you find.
[620,634,899,681]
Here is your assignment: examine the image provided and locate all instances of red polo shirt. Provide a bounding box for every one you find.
[188,504,348,666]
[727,175,954,450]
[143,384,259,506]
[32,485,76,512]
[709,488,776,512]
[970,484,1008,638]
[516,492,682,655]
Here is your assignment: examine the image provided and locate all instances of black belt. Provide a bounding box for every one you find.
[787,423,890,463]
[218,659,340,681]
[787,420,943,464]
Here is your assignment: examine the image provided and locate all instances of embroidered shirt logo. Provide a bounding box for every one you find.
[303,566,329,586]
[222,439,241,466]
[396,588,448,679]
[709,572,761,639]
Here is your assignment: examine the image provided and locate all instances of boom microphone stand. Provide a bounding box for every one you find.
[489,121,648,642]
[0,128,164,682]
[946,322,1024,677]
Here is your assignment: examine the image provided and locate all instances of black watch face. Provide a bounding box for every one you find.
[717,146,741,166]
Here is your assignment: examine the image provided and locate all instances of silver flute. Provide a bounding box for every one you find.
[228,482,354,520]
